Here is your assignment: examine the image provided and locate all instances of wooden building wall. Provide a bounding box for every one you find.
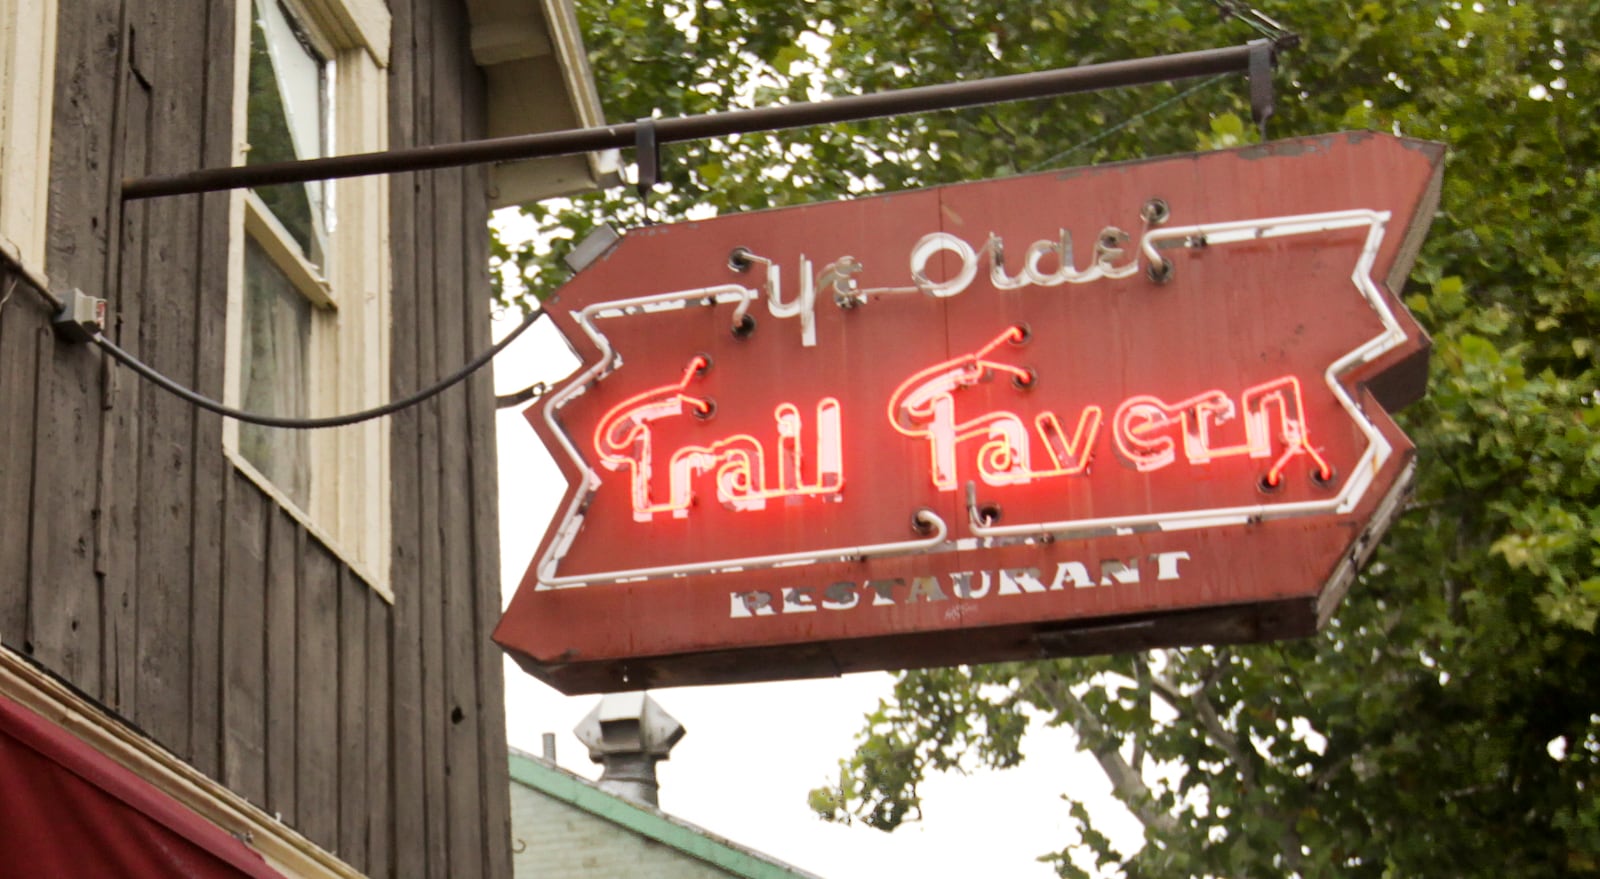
[0,1,513,876]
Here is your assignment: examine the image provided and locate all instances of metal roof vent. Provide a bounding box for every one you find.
[573,692,685,808]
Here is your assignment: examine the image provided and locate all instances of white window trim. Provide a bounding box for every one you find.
[243,190,336,308]
[224,0,393,601]
[0,0,59,275]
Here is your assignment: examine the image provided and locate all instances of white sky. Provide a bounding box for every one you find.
[492,312,1144,878]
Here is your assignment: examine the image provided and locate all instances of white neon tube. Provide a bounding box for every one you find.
[971,209,1398,540]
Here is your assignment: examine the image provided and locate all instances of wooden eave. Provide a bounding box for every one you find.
[463,0,619,206]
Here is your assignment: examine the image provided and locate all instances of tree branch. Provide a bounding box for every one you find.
[1188,675,1259,792]
[1185,650,1306,871]
[1148,668,1186,709]
[1028,670,1178,837]
[1132,654,1152,771]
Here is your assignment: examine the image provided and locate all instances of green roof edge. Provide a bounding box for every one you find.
[508,751,822,879]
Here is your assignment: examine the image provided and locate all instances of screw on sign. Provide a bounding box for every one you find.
[495,133,1444,695]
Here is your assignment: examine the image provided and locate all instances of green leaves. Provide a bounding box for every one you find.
[491,0,1600,873]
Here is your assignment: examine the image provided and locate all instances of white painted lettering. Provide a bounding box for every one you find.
[998,567,1047,595]
[1099,558,1141,586]
[867,578,903,606]
[730,590,776,618]
[728,549,1195,620]
[908,577,949,603]
[822,581,859,610]
[784,587,819,613]
[1050,561,1097,590]
[950,571,991,599]
[1152,551,1191,581]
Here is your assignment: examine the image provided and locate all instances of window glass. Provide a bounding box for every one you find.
[228,0,393,591]
[239,238,313,508]
[247,0,330,268]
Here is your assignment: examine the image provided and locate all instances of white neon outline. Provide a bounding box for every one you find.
[541,508,947,589]
[534,209,1402,588]
[968,209,1399,540]
[766,254,819,347]
[909,232,979,297]
[536,281,943,588]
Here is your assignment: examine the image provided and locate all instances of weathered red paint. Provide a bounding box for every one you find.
[496,133,1443,694]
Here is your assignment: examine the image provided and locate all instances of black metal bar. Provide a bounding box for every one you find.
[635,117,658,199]
[1248,40,1276,140]
[635,116,659,224]
[123,42,1269,201]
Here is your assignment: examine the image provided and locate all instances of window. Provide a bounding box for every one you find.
[225,0,393,595]
[0,0,58,273]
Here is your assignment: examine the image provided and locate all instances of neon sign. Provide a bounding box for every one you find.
[1112,376,1333,486]
[593,354,844,521]
[886,326,1333,493]
[496,134,1444,694]
[887,325,1097,490]
[539,207,1402,587]
[586,320,1338,529]
[736,224,1142,345]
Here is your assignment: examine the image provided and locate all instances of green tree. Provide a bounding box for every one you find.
[501,1,1600,875]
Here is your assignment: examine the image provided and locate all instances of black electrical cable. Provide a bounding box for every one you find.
[92,307,544,429]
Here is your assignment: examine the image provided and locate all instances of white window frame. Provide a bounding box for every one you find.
[0,0,58,275]
[224,0,394,599]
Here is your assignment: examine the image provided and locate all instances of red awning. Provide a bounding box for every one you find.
[0,693,286,879]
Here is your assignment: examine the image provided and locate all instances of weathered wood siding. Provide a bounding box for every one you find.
[0,1,512,876]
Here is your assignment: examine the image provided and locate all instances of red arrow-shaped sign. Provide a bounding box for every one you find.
[496,133,1443,694]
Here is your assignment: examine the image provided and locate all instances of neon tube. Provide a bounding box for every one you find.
[536,508,949,589]
[970,209,1397,540]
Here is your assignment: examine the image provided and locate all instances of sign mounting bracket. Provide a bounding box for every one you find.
[123,42,1287,201]
[1249,39,1276,140]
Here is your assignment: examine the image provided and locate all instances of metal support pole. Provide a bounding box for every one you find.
[1248,40,1276,140]
[123,42,1274,201]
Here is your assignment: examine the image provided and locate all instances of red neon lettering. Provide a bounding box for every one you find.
[594,356,844,521]
[891,328,1332,491]
[888,327,1103,490]
[1112,376,1332,483]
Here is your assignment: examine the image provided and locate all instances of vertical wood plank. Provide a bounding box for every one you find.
[386,0,427,868]
[366,596,394,878]
[297,540,341,853]
[0,275,41,650]
[187,0,239,783]
[221,470,268,807]
[104,55,153,717]
[461,50,513,879]
[264,508,300,826]
[45,0,117,283]
[27,334,103,697]
[131,0,207,757]
[28,0,121,703]
[338,573,369,867]
[431,7,486,876]
[412,1,450,875]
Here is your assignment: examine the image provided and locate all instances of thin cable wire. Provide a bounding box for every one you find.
[94,306,545,429]
[1212,0,1295,43]
[1024,74,1228,173]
